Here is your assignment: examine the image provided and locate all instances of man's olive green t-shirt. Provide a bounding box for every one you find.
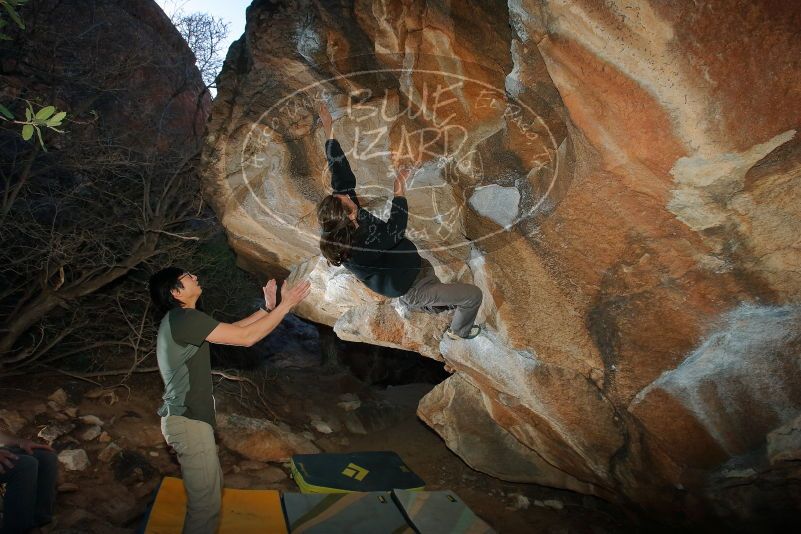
[156,308,219,428]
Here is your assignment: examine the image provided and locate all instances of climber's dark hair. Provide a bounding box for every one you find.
[149,266,187,317]
[317,195,355,266]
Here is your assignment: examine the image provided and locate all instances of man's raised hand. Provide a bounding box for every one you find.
[280,279,312,308]
[263,279,277,311]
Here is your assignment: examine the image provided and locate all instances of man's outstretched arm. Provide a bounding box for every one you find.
[206,280,310,347]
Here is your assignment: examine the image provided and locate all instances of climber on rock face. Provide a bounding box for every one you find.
[315,103,483,340]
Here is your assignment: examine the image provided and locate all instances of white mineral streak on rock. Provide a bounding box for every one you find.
[632,304,801,455]
[668,130,796,233]
[469,184,521,227]
[538,0,715,156]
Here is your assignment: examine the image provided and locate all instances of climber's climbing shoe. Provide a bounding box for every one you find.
[445,324,481,340]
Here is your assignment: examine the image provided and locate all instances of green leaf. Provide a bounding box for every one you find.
[24,106,32,121]
[21,123,33,140]
[0,33,11,41]
[35,125,46,151]
[35,105,55,120]
[47,110,66,126]
[2,2,24,29]
[0,103,12,119]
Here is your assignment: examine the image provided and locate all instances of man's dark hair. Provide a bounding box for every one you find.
[149,267,187,317]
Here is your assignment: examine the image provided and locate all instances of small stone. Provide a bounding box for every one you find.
[79,415,104,426]
[311,420,333,434]
[767,414,801,464]
[31,403,47,416]
[337,400,362,411]
[240,460,264,471]
[0,409,27,434]
[48,388,68,406]
[79,425,102,441]
[58,449,90,471]
[259,465,288,483]
[47,401,61,412]
[58,483,80,493]
[149,451,159,457]
[590,368,605,386]
[301,431,314,440]
[278,422,292,433]
[542,499,563,510]
[63,407,78,418]
[38,422,75,443]
[509,493,530,510]
[53,412,69,422]
[98,431,112,443]
[343,412,366,435]
[98,443,122,463]
[722,467,757,479]
[232,464,241,473]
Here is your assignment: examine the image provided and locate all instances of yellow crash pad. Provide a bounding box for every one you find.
[144,477,287,534]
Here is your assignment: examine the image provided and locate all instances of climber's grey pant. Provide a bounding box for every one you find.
[161,415,222,534]
[400,259,483,337]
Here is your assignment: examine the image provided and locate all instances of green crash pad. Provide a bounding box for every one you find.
[282,492,413,533]
[392,489,496,533]
[290,451,425,493]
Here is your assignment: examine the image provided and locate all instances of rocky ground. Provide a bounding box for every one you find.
[0,349,639,533]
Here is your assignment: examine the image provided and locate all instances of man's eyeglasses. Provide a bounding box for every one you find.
[178,272,194,282]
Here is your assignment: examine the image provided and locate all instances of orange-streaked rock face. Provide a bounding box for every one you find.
[202,0,801,514]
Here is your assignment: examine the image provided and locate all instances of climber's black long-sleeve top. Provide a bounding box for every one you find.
[326,139,422,297]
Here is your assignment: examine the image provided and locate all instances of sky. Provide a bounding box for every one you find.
[155,0,251,65]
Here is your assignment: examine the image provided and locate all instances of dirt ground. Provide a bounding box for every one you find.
[0,362,640,533]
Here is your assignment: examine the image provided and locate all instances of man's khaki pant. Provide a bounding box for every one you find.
[161,415,222,534]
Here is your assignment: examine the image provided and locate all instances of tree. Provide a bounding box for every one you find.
[171,11,229,90]
[0,0,210,375]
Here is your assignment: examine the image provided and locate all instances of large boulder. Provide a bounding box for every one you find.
[202,0,801,514]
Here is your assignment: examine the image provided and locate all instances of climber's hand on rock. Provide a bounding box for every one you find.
[319,103,333,139]
[394,164,417,197]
